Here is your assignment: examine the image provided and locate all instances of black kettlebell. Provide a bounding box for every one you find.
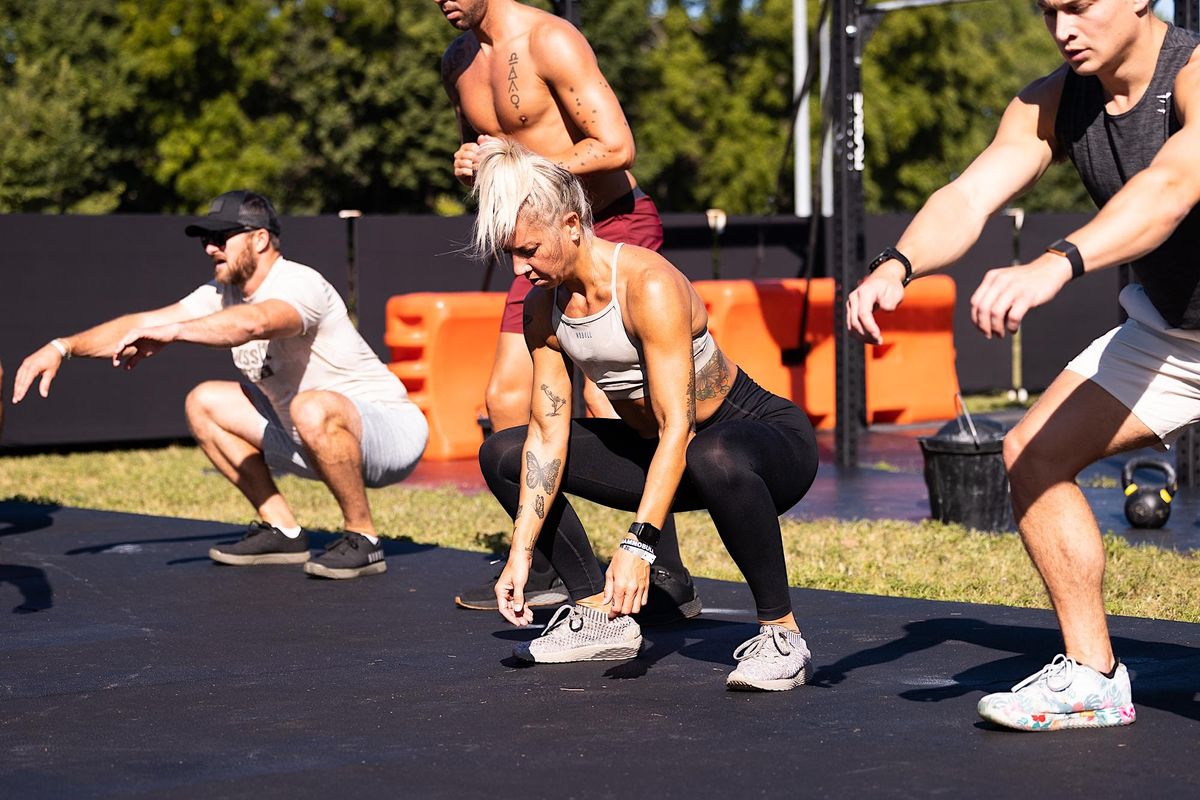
[1122,457,1177,529]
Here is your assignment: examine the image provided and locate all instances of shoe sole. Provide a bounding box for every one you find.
[977,703,1136,731]
[726,663,813,692]
[514,637,643,664]
[303,561,388,580]
[454,589,571,611]
[209,549,310,566]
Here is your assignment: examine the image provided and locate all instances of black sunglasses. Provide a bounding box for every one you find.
[200,227,256,249]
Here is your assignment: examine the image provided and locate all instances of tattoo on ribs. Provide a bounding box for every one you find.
[695,352,731,401]
[541,383,566,416]
[535,495,545,519]
[687,369,697,429]
[507,52,520,110]
[525,452,561,494]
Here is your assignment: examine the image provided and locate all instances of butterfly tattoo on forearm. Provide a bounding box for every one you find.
[525,451,561,494]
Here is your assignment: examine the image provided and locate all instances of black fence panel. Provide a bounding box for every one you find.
[0,211,1125,448]
[868,213,1120,394]
[355,215,483,362]
[0,214,346,448]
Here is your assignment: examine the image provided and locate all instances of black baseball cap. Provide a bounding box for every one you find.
[184,190,281,237]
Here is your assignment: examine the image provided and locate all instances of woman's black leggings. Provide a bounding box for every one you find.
[478,370,819,620]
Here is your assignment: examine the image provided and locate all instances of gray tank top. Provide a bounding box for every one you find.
[1055,24,1200,328]
[552,243,718,401]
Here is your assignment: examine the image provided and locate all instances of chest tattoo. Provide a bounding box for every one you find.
[507,52,520,111]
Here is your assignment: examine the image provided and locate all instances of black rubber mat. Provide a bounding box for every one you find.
[3,501,1200,798]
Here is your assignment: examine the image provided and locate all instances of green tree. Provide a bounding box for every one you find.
[0,0,133,212]
[862,1,1091,212]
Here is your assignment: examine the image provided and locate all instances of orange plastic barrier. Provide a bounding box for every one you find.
[694,277,958,428]
[385,292,505,461]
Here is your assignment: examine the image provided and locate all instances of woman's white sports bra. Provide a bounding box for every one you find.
[552,242,717,401]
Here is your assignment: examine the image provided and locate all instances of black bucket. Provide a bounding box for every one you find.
[918,415,1014,531]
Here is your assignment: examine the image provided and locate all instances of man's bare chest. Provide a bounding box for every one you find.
[457,48,557,134]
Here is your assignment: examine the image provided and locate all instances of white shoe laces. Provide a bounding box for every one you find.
[733,626,793,662]
[1012,653,1077,693]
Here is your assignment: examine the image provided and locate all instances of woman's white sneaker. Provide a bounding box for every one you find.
[726,625,812,691]
[513,604,642,663]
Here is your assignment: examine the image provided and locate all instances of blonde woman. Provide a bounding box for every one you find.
[475,141,819,691]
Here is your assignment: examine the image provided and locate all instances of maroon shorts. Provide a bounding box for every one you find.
[499,190,663,333]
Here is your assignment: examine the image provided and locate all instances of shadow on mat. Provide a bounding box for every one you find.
[811,616,1200,723]
[0,563,53,613]
[0,504,61,613]
[0,500,62,538]
[64,527,435,560]
[493,611,755,678]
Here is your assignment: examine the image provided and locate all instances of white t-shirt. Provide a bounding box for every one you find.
[179,257,408,436]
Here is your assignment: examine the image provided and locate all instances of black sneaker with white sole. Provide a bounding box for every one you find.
[454,567,569,610]
[303,532,386,579]
[632,566,703,627]
[209,521,310,566]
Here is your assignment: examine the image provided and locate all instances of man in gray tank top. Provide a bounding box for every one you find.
[848,3,1200,731]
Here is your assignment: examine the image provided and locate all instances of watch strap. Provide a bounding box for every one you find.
[868,247,914,286]
[1046,238,1085,280]
[627,521,661,549]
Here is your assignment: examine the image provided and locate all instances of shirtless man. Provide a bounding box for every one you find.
[848,1,1200,730]
[436,0,698,624]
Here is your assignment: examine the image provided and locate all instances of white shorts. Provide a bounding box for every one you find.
[1065,284,1200,446]
[246,384,428,488]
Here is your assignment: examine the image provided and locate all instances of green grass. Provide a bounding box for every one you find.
[962,391,1040,414]
[3,445,1198,622]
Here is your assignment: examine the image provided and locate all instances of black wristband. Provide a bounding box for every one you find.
[627,521,661,549]
[1046,238,1085,280]
[868,246,914,286]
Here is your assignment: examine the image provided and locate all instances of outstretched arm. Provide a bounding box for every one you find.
[533,22,635,176]
[12,301,194,403]
[113,300,303,369]
[494,292,573,626]
[847,68,1065,344]
[971,54,1200,337]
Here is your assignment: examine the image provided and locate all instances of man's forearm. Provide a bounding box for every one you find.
[549,138,634,177]
[1062,166,1195,275]
[62,311,162,359]
[894,183,993,278]
[174,306,275,349]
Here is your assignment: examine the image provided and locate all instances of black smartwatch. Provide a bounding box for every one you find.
[627,521,661,549]
[868,246,914,286]
[1046,238,1085,280]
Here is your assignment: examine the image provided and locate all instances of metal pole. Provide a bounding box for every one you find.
[819,14,833,218]
[794,0,812,217]
[338,209,362,328]
[1177,0,1198,30]
[831,0,867,467]
[553,0,582,27]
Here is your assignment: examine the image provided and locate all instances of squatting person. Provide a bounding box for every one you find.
[847,1,1200,729]
[437,0,698,623]
[13,191,428,579]
[473,141,819,690]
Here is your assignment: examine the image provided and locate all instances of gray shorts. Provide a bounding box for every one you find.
[1065,284,1200,446]
[246,384,428,488]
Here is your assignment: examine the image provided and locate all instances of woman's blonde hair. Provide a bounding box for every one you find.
[471,139,593,260]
